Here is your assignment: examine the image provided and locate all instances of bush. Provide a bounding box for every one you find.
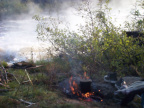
[34,0,144,77]
[1,61,8,68]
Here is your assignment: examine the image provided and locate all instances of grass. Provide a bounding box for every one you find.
[0,60,80,108]
[0,59,142,108]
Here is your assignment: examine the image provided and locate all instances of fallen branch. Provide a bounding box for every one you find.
[2,66,8,83]
[26,65,43,69]
[22,80,31,84]
[19,99,35,107]
[0,89,9,92]
[6,72,20,84]
[0,82,9,88]
[0,70,6,83]
[25,69,33,85]
[7,72,20,84]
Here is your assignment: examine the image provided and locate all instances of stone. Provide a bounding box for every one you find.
[114,81,144,106]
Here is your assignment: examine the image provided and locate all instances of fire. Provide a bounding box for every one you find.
[64,72,104,102]
[69,76,94,98]
[69,76,79,95]
[81,92,94,98]
[69,72,100,101]
[83,72,90,80]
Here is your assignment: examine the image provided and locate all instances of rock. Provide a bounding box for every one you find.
[104,72,117,84]
[122,76,142,86]
[92,82,116,99]
[114,81,144,106]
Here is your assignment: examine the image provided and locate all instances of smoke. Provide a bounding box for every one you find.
[109,0,137,17]
[0,49,26,63]
[0,0,140,62]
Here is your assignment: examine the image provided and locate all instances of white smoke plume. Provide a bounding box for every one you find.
[0,0,141,62]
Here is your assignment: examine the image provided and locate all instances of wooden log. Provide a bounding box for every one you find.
[11,73,20,84]
[25,69,33,85]
[4,72,20,84]
[11,61,36,69]
[26,65,43,69]
[22,80,31,84]
[0,70,6,83]
[2,66,8,83]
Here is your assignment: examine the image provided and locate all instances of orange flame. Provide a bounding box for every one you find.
[83,72,89,80]
[69,76,79,95]
[68,72,103,102]
[69,72,94,100]
[81,92,94,98]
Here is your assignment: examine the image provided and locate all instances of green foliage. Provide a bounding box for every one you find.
[125,0,144,31]
[34,1,144,77]
[0,61,8,68]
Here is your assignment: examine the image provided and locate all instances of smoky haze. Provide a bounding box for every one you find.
[0,0,139,62]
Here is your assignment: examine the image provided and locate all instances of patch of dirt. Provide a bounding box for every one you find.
[58,97,127,108]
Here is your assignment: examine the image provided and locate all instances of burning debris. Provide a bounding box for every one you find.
[60,72,104,102]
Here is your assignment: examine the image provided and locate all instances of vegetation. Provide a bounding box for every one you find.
[0,61,8,68]
[0,0,144,108]
[34,0,144,77]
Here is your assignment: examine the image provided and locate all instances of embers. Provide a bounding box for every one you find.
[63,72,104,102]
